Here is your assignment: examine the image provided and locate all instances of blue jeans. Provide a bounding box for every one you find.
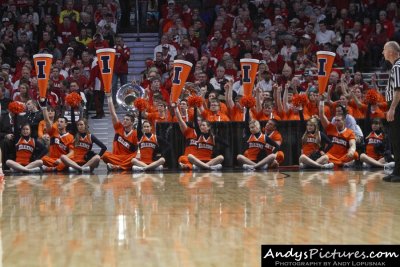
[112,73,128,105]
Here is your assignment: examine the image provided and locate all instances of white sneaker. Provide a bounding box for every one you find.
[299,163,305,169]
[243,164,255,170]
[362,162,371,168]
[154,165,163,171]
[132,166,144,172]
[343,161,354,168]
[106,163,115,171]
[259,164,268,170]
[82,166,91,173]
[69,167,79,173]
[29,167,41,173]
[42,165,55,172]
[210,164,222,171]
[323,163,334,169]
[192,165,200,171]
[384,162,395,169]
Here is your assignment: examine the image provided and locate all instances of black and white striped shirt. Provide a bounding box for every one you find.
[385,58,400,102]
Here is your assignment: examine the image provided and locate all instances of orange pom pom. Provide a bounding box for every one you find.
[365,89,380,105]
[134,98,148,112]
[240,95,256,108]
[187,95,203,107]
[65,92,82,108]
[292,94,308,107]
[8,101,25,114]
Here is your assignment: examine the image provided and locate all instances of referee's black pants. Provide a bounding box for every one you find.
[389,104,400,176]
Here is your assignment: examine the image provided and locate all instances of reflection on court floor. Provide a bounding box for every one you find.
[1,170,399,267]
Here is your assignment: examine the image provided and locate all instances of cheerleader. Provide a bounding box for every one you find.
[187,115,226,171]
[359,118,394,169]
[40,102,75,172]
[6,123,47,173]
[131,112,170,172]
[174,104,198,170]
[237,109,281,170]
[298,117,333,169]
[60,118,107,172]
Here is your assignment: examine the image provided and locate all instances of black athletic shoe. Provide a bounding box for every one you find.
[382,174,393,182]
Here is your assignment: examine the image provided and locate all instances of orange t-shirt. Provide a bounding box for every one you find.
[244,133,266,161]
[139,133,158,164]
[255,111,281,121]
[38,121,57,138]
[147,111,172,128]
[73,134,93,164]
[48,125,74,158]
[183,127,198,156]
[301,133,320,156]
[15,137,36,166]
[264,130,282,155]
[171,109,194,123]
[348,100,366,119]
[202,110,230,122]
[365,131,384,160]
[325,123,355,158]
[305,102,331,119]
[112,122,138,155]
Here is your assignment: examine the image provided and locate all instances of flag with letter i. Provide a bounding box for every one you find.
[96,48,116,93]
[33,53,53,99]
[240,59,259,97]
[170,60,193,103]
[316,51,336,94]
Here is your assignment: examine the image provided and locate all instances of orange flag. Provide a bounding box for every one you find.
[240,59,259,97]
[96,48,116,93]
[171,60,193,103]
[316,51,336,94]
[33,53,53,99]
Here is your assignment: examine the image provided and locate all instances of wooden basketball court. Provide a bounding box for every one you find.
[1,169,399,266]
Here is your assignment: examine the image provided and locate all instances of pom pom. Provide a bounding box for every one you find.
[240,96,256,108]
[365,89,380,105]
[187,95,203,107]
[134,98,148,112]
[8,101,25,114]
[292,94,308,107]
[65,92,82,108]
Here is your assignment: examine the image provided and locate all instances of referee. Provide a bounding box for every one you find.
[383,41,400,182]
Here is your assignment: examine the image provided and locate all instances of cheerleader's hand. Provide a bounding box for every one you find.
[38,98,47,110]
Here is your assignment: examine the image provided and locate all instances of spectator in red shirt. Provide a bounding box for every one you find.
[112,36,130,105]
[147,75,170,106]
[38,31,51,50]
[209,37,223,62]
[57,16,78,50]
[379,10,395,39]
[87,33,109,53]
